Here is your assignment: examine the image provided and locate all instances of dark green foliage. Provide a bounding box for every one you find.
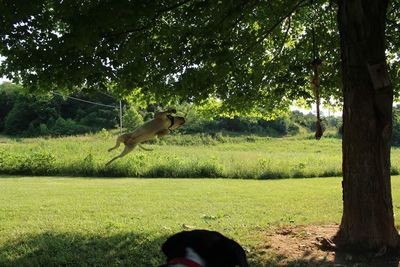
[79,109,116,129]
[203,116,299,136]
[0,83,119,136]
[4,99,36,134]
[290,111,317,130]
[50,118,91,136]
[4,94,56,135]
[0,83,19,131]
[257,116,298,136]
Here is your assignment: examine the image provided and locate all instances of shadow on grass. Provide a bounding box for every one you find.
[249,249,400,267]
[2,231,399,267]
[0,231,168,267]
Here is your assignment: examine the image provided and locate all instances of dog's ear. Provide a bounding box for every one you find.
[161,231,189,260]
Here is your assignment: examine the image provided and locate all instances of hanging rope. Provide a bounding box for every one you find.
[310,0,323,140]
[311,58,323,140]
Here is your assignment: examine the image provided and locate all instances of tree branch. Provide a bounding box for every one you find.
[260,17,292,78]
[271,17,292,62]
[236,0,308,60]
[105,0,193,38]
[217,0,256,28]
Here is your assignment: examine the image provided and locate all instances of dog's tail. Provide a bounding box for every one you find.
[138,144,153,151]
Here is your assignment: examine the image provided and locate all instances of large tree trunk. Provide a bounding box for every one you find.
[334,0,399,250]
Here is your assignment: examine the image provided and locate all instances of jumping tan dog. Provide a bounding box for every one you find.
[106,109,185,166]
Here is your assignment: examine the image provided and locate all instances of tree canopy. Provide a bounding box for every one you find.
[2,0,399,115]
[0,0,347,115]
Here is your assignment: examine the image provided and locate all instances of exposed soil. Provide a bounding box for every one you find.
[254,224,400,267]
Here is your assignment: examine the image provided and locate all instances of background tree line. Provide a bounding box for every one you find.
[1,82,343,138]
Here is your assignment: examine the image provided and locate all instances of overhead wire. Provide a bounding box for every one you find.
[51,91,117,109]
[51,91,124,134]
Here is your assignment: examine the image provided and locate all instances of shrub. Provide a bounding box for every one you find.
[50,117,91,136]
[25,150,56,175]
[4,94,59,136]
[80,109,117,129]
[39,124,51,135]
[0,149,56,175]
[4,100,37,134]
[124,107,144,131]
[0,85,19,131]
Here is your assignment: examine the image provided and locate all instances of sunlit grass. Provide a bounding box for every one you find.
[0,176,343,266]
[2,132,400,178]
[0,133,346,178]
[1,176,400,266]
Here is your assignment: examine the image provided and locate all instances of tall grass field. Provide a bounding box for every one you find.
[2,132,400,178]
[0,133,377,178]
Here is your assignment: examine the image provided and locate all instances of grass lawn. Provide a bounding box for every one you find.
[1,176,400,266]
[0,176,342,266]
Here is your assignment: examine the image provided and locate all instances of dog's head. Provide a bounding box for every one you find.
[160,230,248,267]
[169,116,186,130]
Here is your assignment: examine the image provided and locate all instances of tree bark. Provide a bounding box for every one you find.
[334,0,399,250]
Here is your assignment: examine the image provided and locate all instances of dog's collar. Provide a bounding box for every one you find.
[168,258,204,267]
[167,114,175,130]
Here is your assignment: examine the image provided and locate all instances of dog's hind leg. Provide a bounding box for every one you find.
[105,144,137,166]
[108,137,122,152]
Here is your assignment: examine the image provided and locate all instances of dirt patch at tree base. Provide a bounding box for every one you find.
[255,224,400,267]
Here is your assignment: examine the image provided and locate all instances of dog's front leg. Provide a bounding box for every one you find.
[156,129,170,138]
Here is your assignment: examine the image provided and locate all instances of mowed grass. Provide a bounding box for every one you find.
[0,133,347,178]
[0,177,343,266]
[1,176,400,266]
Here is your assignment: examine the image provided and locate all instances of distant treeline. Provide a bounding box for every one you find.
[4,82,400,146]
[0,82,117,136]
[1,82,341,137]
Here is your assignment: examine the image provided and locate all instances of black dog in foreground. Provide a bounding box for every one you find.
[159,230,249,267]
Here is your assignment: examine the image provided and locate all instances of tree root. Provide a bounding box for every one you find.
[316,237,336,251]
